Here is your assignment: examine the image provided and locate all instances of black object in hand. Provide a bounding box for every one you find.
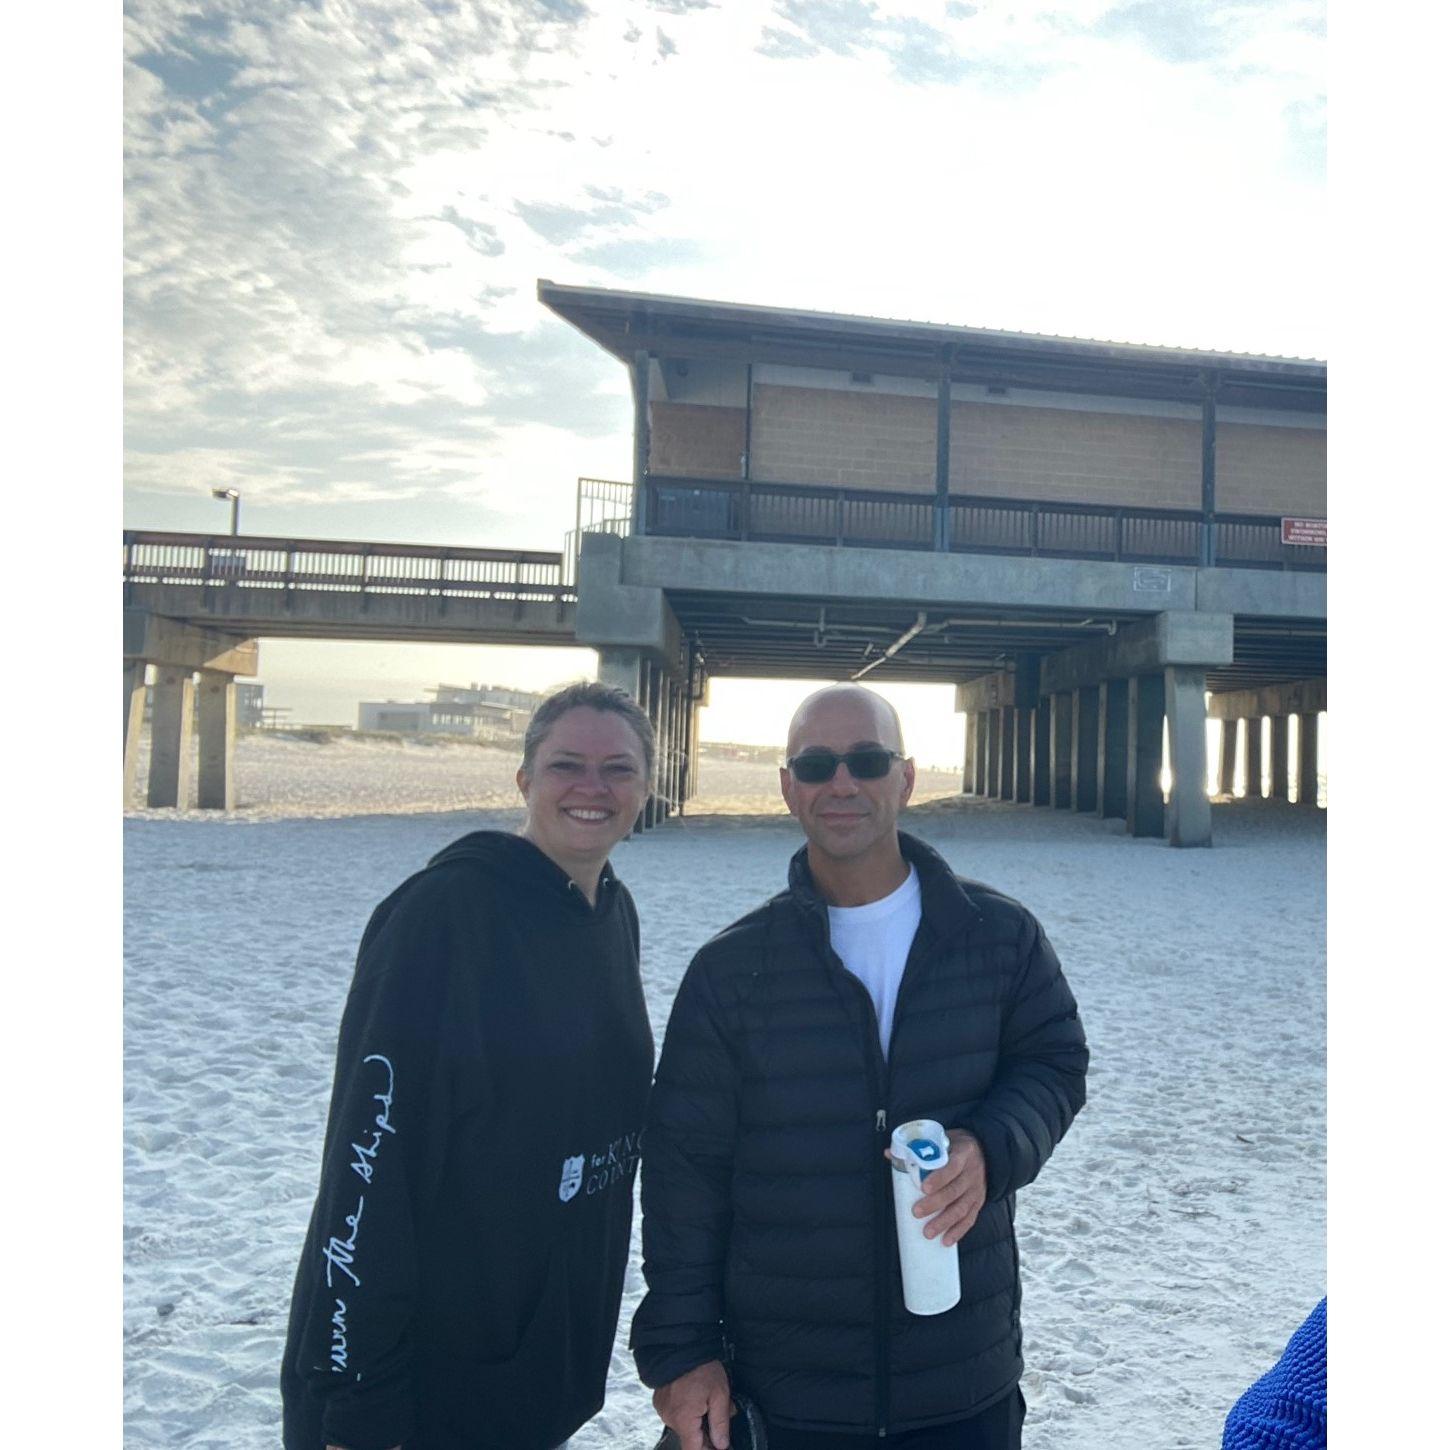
[652,1394,767,1450]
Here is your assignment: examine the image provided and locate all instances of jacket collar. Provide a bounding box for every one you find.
[785,830,984,938]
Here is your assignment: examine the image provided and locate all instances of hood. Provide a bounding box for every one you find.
[427,829,620,915]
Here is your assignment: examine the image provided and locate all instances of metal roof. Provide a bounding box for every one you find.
[538,280,1326,411]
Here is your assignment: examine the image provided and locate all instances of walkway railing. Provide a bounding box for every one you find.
[624,476,1325,571]
[123,532,574,600]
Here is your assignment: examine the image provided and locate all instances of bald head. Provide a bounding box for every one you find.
[786,683,906,757]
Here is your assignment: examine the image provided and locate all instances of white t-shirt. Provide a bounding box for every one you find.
[827,865,923,1059]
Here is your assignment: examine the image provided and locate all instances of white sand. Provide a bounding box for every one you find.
[123,743,1325,1448]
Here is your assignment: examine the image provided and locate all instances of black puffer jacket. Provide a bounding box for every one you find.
[631,832,1088,1435]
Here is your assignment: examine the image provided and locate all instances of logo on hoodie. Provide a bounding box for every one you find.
[558,1154,585,1202]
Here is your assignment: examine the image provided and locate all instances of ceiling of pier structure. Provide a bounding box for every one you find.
[668,590,1326,693]
[671,591,1138,683]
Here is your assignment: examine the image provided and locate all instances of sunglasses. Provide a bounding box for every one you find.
[785,748,905,783]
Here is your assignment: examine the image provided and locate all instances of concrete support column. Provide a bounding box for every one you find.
[597,647,644,702]
[665,679,677,816]
[973,712,990,796]
[1072,685,1100,813]
[1050,692,1073,809]
[997,708,1015,800]
[147,667,195,809]
[677,686,693,812]
[648,664,664,827]
[1270,715,1291,800]
[1245,717,1264,799]
[1032,705,1051,805]
[669,679,681,817]
[1126,673,1166,838]
[123,659,147,806]
[961,710,977,795]
[1219,717,1240,798]
[196,670,237,811]
[671,684,684,811]
[1013,709,1033,802]
[686,697,700,803]
[1164,666,1211,847]
[985,709,1002,799]
[1298,712,1320,808]
[1097,678,1129,821]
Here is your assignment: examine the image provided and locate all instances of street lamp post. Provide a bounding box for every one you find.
[211,487,240,535]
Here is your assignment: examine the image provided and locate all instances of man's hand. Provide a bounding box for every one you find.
[652,1358,733,1450]
[883,1128,987,1248]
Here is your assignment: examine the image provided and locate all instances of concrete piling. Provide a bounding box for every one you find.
[1072,685,1099,813]
[147,667,195,809]
[1164,666,1211,847]
[1097,678,1129,820]
[196,670,237,810]
[1126,673,1166,838]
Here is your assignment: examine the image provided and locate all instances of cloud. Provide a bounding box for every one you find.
[755,0,1036,88]
[1090,0,1242,64]
[573,235,705,275]
[515,198,649,245]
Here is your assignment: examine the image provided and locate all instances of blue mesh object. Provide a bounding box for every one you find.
[1222,1299,1327,1449]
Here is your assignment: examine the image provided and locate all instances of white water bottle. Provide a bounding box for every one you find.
[889,1119,962,1316]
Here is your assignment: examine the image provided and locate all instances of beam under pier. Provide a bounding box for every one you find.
[1298,711,1320,808]
[1164,666,1211,847]
[1073,685,1099,813]
[123,660,147,806]
[997,707,1015,800]
[1270,715,1291,800]
[1097,678,1128,820]
[986,708,1003,799]
[1013,708,1032,802]
[147,667,195,809]
[196,670,237,810]
[1245,717,1264,798]
[1126,673,1166,838]
[1032,705,1051,806]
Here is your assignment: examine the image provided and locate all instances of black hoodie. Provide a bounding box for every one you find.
[281,831,654,1450]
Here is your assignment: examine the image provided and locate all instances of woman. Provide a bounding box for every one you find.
[281,681,656,1450]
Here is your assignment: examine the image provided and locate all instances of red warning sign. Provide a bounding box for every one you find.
[1280,517,1327,547]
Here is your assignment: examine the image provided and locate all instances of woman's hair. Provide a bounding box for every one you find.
[520,680,656,780]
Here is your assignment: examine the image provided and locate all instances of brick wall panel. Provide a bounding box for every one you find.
[648,402,746,480]
[1215,423,1326,515]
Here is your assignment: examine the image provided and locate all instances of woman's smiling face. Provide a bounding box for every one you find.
[517,706,651,872]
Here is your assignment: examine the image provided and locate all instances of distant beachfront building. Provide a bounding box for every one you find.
[358,682,542,741]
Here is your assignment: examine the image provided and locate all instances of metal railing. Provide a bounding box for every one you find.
[625,476,1324,570]
[123,532,574,600]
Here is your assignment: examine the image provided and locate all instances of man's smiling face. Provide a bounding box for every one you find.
[779,687,915,869]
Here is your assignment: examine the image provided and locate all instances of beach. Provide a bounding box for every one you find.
[123,734,1325,1448]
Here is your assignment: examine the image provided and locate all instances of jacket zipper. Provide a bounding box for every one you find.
[814,924,893,1437]
[850,926,949,1436]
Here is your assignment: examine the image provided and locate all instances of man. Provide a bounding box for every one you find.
[632,684,1088,1450]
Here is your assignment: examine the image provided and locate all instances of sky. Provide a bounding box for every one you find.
[120,0,1327,757]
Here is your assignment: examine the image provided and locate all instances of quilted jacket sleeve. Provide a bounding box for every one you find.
[958,910,1088,1202]
[630,948,739,1389]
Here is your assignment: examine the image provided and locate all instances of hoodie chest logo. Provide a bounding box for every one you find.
[558,1154,585,1203]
